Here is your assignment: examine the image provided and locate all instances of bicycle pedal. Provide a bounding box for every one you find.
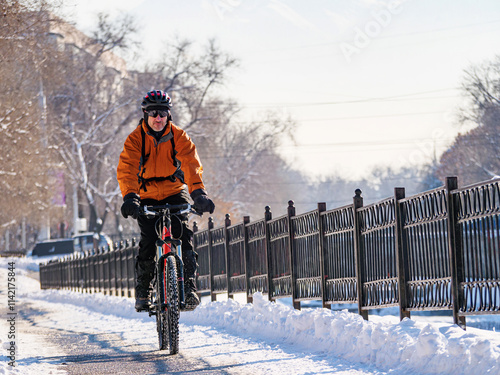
[181,304,198,312]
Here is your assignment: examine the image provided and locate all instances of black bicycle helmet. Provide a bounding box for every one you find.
[141,90,172,110]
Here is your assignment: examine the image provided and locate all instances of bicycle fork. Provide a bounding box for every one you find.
[156,238,186,311]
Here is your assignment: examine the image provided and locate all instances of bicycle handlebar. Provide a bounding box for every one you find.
[141,203,201,217]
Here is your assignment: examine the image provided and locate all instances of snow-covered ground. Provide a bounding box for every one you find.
[1,257,499,374]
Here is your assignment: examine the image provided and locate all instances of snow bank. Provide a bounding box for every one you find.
[181,293,499,375]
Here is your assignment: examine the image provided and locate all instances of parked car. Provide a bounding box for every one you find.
[73,232,114,254]
[31,238,74,257]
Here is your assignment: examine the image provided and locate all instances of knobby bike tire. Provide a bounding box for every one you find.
[156,256,179,353]
[166,255,180,354]
[157,309,168,350]
[156,263,168,351]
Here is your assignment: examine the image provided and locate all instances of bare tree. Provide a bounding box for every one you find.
[1,7,304,246]
[0,0,66,249]
[45,12,139,235]
[436,57,500,185]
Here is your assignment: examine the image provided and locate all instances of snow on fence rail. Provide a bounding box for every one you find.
[39,176,500,329]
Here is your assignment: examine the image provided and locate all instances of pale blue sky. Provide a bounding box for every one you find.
[63,0,500,180]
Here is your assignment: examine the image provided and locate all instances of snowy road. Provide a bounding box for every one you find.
[1,257,500,375]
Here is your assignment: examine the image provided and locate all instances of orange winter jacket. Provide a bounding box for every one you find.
[117,119,205,200]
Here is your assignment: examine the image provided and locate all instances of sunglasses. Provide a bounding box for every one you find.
[146,109,169,118]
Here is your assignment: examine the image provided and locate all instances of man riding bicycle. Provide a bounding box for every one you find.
[117,89,215,312]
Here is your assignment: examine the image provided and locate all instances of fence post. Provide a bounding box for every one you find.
[91,251,97,294]
[225,214,233,300]
[79,253,85,292]
[97,248,103,294]
[66,256,71,290]
[116,245,122,296]
[446,176,466,329]
[264,206,273,302]
[65,256,70,290]
[117,246,124,297]
[394,187,411,321]
[317,202,331,309]
[353,189,369,320]
[63,257,67,290]
[60,259,65,290]
[129,239,137,298]
[84,251,91,293]
[288,200,300,310]
[105,247,111,295]
[193,221,199,299]
[208,217,216,302]
[60,258,65,290]
[243,216,252,303]
[69,255,74,291]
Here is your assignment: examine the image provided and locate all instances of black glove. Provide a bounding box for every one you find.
[121,193,141,219]
[191,189,215,214]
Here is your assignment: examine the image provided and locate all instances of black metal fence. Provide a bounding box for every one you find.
[40,176,500,328]
[39,239,138,297]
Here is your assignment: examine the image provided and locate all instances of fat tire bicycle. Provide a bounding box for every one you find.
[139,203,200,354]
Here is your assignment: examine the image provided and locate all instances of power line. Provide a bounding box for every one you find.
[246,19,500,54]
[239,94,461,109]
[226,109,449,126]
[223,88,461,109]
[293,110,445,120]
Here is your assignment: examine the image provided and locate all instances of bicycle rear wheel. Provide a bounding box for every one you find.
[157,255,180,354]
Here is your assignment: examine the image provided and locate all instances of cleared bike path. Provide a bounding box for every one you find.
[16,302,229,374]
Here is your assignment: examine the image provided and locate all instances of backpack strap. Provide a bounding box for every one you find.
[170,127,185,185]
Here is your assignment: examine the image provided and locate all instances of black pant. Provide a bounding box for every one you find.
[135,190,198,297]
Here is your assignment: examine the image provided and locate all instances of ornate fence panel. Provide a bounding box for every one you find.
[227,222,246,295]
[194,228,211,294]
[400,187,452,310]
[122,245,136,297]
[246,218,268,296]
[358,197,399,309]
[322,204,357,304]
[210,226,227,295]
[40,260,61,290]
[116,247,125,296]
[267,214,292,300]
[455,179,500,314]
[292,211,322,301]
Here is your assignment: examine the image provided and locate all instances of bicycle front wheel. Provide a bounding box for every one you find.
[156,255,180,353]
[164,255,180,354]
